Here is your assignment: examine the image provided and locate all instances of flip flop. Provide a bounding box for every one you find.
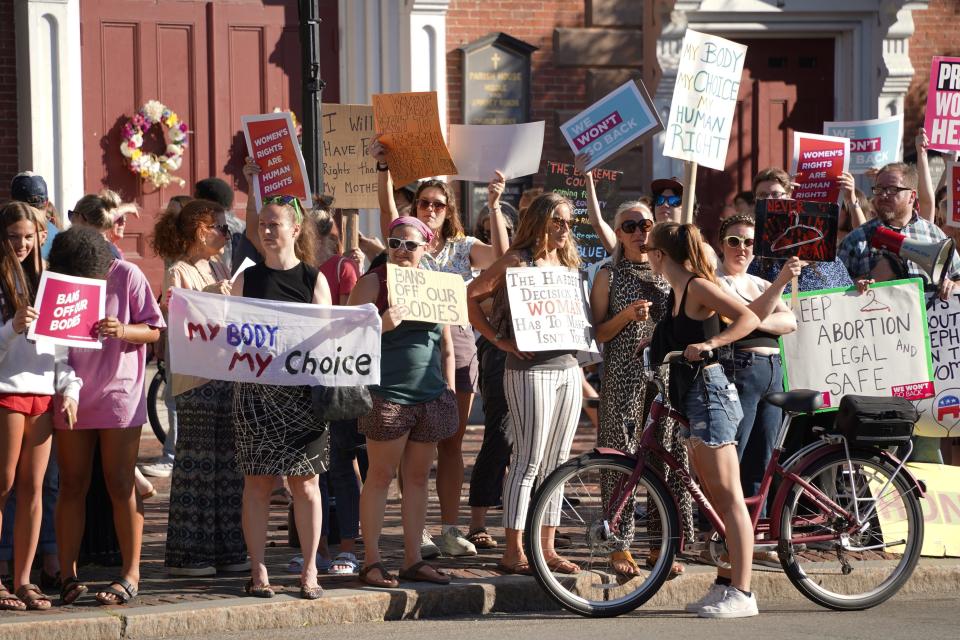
[546,557,580,574]
[328,552,360,575]
[60,576,88,605]
[399,561,451,585]
[15,584,51,610]
[359,562,399,588]
[466,528,498,549]
[95,577,138,606]
[495,560,533,575]
[646,552,685,580]
[610,550,642,581]
[0,586,25,611]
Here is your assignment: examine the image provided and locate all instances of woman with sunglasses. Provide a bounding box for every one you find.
[371,138,509,558]
[589,201,694,580]
[348,216,457,588]
[151,199,247,578]
[651,178,684,224]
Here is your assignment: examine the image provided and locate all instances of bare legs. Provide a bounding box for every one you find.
[436,391,473,528]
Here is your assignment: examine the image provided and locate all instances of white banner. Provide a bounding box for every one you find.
[168,288,381,386]
[780,279,933,409]
[505,267,598,353]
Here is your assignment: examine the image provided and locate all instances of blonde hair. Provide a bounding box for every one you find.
[612,200,653,265]
[649,221,717,284]
[510,193,580,268]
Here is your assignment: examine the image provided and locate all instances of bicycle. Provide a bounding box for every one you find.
[525,350,924,617]
[146,357,169,444]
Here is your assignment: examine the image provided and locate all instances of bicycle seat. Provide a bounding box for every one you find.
[764,389,823,413]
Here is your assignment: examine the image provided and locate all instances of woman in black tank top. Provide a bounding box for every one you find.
[646,222,762,618]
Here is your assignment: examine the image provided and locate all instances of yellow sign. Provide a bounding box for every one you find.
[386,264,469,327]
[908,462,960,557]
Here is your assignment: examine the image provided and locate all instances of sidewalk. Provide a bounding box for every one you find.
[1,406,958,639]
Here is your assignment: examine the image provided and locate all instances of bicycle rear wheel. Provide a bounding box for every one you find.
[525,452,679,618]
[778,450,923,610]
[146,365,168,444]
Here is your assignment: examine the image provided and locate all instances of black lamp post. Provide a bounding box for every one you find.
[299,0,326,199]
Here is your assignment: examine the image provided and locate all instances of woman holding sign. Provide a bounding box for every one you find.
[372,137,510,558]
[348,216,457,588]
[466,193,583,576]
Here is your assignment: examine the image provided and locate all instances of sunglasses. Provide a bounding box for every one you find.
[723,235,755,249]
[263,194,304,223]
[551,216,572,231]
[620,219,654,234]
[416,198,448,212]
[387,237,427,252]
[208,223,230,236]
[654,194,682,208]
[115,216,126,225]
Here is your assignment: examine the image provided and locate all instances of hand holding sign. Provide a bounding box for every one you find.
[61,397,77,430]
[12,306,38,335]
[372,91,458,185]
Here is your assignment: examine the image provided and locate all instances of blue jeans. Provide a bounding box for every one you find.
[321,419,367,542]
[680,364,743,447]
[723,352,784,505]
[0,443,58,561]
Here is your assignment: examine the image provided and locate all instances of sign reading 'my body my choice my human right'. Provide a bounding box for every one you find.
[242,112,312,211]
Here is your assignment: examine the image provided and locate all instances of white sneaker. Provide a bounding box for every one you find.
[421,531,441,559]
[437,526,478,557]
[685,583,727,612]
[697,587,759,619]
[168,565,216,577]
[140,459,174,478]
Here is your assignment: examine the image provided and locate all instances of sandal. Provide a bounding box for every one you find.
[95,577,138,605]
[495,559,532,575]
[646,551,685,580]
[466,528,498,549]
[399,561,450,585]
[15,584,52,610]
[546,557,580,574]
[60,576,88,605]
[0,585,25,611]
[244,579,275,598]
[328,552,360,575]
[359,562,399,588]
[610,550,642,580]
[300,584,324,600]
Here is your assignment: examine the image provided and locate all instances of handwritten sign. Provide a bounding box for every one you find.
[823,115,903,175]
[947,160,960,228]
[780,279,933,410]
[544,161,623,266]
[372,91,457,185]
[386,264,469,326]
[505,267,598,352]
[27,271,105,349]
[754,199,839,262]
[167,288,381,386]
[321,104,377,209]
[559,80,661,170]
[915,291,960,437]
[791,132,850,203]
[662,30,747,171]
[242,112,312,211]
[449,121,545,182]
[925,56,960,152]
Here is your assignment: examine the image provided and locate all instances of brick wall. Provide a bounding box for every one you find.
[905,0,960,153]
[0,0,18,196]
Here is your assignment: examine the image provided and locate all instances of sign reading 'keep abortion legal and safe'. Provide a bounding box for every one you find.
[27,271,105,349]
[505,267,598,353]
[242,112,312,211]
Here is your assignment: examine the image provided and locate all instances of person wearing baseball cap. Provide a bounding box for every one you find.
[650,177,683,224]
[10,172,59,259]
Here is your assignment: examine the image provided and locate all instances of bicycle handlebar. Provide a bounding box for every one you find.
[642,348,714,368]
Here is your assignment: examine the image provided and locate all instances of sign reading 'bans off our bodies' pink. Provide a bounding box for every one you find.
[925,56,960,152]
[791,132,850,203]
[27,271,105,349]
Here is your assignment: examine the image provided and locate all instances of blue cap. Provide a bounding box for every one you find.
[10,172,48,205]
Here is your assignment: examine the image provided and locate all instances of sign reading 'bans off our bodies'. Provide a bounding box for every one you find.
[505,267,598,353]
[925,56,960,151]
[242,112,312,211]
[167,289,381,386]
[372,92,457,186]
[386,264,469,326]
[662,30,747,171]
[780,279,933,409]
[321,104,377,209]
[791,132,850,203]
[27,271,105,349]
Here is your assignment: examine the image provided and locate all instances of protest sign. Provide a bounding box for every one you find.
[321,104,377,209]
[780,279,933,409]
[904,462,960,557]
[754,199,839,262]
[544,160,623,267]
[559,80,661,171]
[385,264,469,326]
[915,290,960,437]
[372,91,457,185]
[946,159,960,228]
[167,288,381,386]
[662,30,747,171]
[27,271,105,349]
[449,121,545,183]
[823,115,903,175]
[791,132,850,203]
[924,56,960,151]
[505,267,598,352]
[242,112,312,211]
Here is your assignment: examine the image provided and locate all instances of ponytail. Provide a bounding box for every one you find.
[649,221,717,284]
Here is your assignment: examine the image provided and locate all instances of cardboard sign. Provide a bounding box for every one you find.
[925,56,960,152]
[449,121,545,183]
[321,104,377,209]
[505,267,598,352]
[167,288,381,386]
[662,30,748,171]
[915,291,960,437]
[27,271,105,349]
[559,80,662,170]
[823,115,904,175]
[754,199,839,262]
[904,462,960,557]
[544,160,623,267]
[385,264,469,326]
[791,132,850,203]
[780,279,934,410]
[242,112,312,211]
[946,160,960,228]
[372,91,457,185]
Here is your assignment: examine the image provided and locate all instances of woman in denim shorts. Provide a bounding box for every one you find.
[646,222,762,619]
[349,217,457,588]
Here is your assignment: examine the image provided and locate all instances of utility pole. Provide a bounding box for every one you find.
[299,0,326,200]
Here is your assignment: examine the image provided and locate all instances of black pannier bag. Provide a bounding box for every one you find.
[835,395,918,445]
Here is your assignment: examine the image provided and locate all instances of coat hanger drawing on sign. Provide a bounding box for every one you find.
[858,289,891,313]
[770,211,824,253]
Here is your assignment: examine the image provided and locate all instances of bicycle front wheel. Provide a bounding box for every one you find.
[525,452,679,618]
[146,366,168,444]
[778,450,923,610]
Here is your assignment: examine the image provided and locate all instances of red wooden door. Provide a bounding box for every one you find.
[696,38,835,231]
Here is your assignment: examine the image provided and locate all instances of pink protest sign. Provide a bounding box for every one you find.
[791,132,850,203]
[27,271,106,349]
[925,56,960,152]
[948,160,960,229]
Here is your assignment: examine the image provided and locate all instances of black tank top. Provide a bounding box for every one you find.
[242,262,319,303]
[669,277,720,349]
[724,278,780,349]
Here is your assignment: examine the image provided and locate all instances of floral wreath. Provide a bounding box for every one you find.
[120,100,189,188]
